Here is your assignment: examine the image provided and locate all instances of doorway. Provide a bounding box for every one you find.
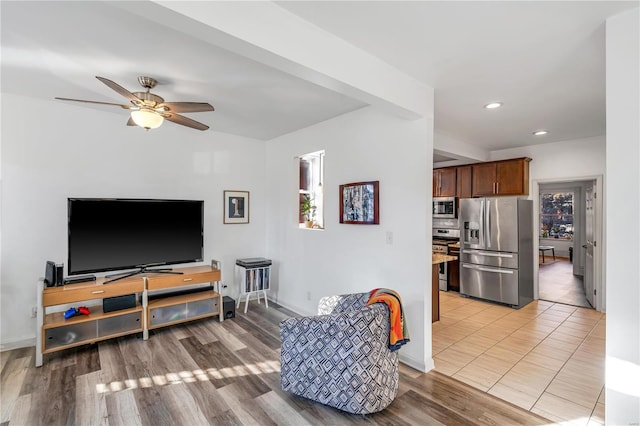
[536,179,600,309]
[539,258,589,307]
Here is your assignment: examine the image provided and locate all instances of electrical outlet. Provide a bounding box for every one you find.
[31,306,37,318]
[386,231,393,245]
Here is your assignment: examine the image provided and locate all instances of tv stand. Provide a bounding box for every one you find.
[104,265,184,284]
[36,265,221,367]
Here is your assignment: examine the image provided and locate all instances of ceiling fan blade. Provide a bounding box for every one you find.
[157,102,214,113]
[164,113,209,131]
[95,76,140,104]
[55,97,133,109]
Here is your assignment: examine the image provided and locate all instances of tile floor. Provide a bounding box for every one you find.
[433,291,605,425]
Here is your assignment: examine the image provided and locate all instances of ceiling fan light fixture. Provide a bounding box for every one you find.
[131,109,163,129]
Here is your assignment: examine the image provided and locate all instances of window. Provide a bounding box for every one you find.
[299,150,324,229]
[540,192,573,240]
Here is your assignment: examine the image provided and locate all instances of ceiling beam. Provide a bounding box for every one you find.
[114,1,432,120]
[433,132,490,165]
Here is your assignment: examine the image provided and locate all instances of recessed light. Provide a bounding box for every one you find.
[484,102,503,109]
[533,130,549,136]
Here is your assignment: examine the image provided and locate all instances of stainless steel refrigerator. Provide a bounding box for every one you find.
[459,197,533,308]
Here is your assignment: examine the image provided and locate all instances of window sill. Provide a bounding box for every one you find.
[540,237,573,242]
[298,224,324,231]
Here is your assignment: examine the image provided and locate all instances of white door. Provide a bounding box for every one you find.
[584,185,595,307]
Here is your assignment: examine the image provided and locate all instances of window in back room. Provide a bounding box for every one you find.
[298,150,324,229]
[540,192,574,240]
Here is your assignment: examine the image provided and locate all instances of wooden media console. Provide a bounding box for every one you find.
[36,265,221,367]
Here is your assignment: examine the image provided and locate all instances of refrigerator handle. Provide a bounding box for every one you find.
[465,249,514,258]
[487,199,492,248]
[484,199,491,248]
[462,264,514,274]
[479,199,485,247]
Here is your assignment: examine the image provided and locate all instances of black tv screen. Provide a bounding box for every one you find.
[68,198,204,275]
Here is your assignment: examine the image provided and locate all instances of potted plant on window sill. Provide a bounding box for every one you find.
[301,195,317,228]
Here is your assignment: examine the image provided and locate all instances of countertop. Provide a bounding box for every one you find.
[432,253,458,264]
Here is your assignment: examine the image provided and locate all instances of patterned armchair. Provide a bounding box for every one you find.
[279,292,399,414]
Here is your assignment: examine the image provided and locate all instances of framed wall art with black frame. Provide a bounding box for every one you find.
[224,190,249,224]
[339,181,379,224]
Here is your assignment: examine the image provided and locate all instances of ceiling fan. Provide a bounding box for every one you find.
[55,76,214,131]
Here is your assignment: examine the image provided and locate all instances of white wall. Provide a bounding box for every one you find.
[605,8,640,424]
[490,135,605,185]
[0,94,267,349]
[265,106,433,371]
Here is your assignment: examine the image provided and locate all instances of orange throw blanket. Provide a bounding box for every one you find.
[367,288,410,352]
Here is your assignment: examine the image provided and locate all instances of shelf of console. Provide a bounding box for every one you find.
[42,306,143,354]
[145,266,223,332]
[147,290,221,330]
[43,305,142,328]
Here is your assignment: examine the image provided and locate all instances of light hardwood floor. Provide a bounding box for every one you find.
[0,300,550,425]
[434,291,605,425]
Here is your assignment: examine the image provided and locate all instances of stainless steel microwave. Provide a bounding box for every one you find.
[433,197,457,218]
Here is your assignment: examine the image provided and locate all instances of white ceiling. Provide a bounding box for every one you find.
[2,1,638,152]
[0,1,365,140]
[278,1,637,150]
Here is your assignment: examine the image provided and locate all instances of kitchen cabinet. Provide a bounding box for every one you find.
[472,158,531,197]
[433,168,456,197]
[432,264,439,322]
[472,163,497,196]
[456,165,472,199]
[432,253,457,322]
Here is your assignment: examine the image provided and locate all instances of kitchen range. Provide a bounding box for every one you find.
[432,218,460,291]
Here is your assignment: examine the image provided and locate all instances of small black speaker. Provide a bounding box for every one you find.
[103,294,136,313]
[44,261,56,287]
[223,296,235,319]
[55,264,64,286]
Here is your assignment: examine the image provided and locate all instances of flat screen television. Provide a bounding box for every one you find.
[68,198,204,276]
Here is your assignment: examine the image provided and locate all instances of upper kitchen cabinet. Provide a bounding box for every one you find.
[433,167,457,197]
[472,157,531,196]
[456,165,472,199]
[472,162,497,195]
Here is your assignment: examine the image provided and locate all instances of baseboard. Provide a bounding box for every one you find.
[266,297,315,317]
[399,353,431,373]
[0,336,35,352]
